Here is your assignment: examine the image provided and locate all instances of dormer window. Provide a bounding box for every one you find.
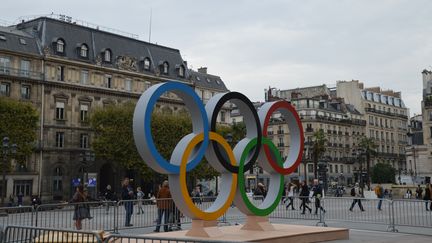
[56,39,65,53]
[104,49,112,62]
[143,58,151,70]
[80,44,88,58]
[178,65,185,77]
[162,62,169,74]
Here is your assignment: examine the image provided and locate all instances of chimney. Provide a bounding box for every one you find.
[198,67,207,74]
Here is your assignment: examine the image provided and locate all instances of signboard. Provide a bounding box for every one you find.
[87,173,97,187]
[72,178,81,187]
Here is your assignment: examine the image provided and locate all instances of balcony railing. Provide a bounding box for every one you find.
[365,107,408,119]
[301,115,367,126]
[0,67,44,80]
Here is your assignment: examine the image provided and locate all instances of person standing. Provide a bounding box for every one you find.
[312,179,326,214]
[254,183,267,201]
[104,185,114,214]
[374,183,384,211]
[415,185,423,200]
[136,187,145,215]
[349,183,365,212]
[71,185,92,230]
[17,192,23,207]
[285,182,296,210]
[154,180,172,232]
[121,177,134,227]
[424,183,431,211]
[299,181,312,214]
[191,186,202,204]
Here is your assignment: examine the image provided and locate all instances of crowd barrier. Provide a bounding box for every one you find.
[0,196,430,236]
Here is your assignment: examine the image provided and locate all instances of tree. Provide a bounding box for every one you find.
[358,136,378,190]
[0,98,38,166]
[371,163,396,184]
[311,129,327,179]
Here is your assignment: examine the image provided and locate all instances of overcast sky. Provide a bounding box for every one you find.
[2,0,431,114]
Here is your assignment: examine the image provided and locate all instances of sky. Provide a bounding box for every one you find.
[2,0,431,115]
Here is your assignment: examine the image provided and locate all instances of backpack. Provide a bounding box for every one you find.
[350,188,356,196]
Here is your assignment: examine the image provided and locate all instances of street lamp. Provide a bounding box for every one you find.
[352,147,365,195]
[2,137,17,206]
[79,150,95,185]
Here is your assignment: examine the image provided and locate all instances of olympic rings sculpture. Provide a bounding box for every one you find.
[133,82,304,221]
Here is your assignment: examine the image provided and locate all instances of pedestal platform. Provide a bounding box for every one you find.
[113,224,349,243]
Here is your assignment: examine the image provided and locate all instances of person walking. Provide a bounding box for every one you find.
[415,185,423,200]
[424,183,431,211]
[121,177,134,227]
[299,181,312,214]
[285,182,296,210]
[254,183,267,201]
[349,183,365,212]
[154,180,173,232]
[104,185,114,214]
[312,179,326,214]
[374,183,384,211]
[136,187,145,215]
[71,185,92,230]
[191,186,202,205]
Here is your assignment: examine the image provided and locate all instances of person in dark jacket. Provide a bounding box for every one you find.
[104,184,115,214]
[71,185,92,230]
[312,179,326,214]
[121,178,134,227]
[424,183,431,211]
[300,181,312,214]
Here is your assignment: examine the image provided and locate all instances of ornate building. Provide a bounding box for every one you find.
[0,15,229,201]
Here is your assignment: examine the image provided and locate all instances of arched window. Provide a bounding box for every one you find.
[104,49,111,62]
[56,39,65,53]
[178,65,185,77]
[80,44,88,58]
[144,58,151,70]
[163,62,169,74]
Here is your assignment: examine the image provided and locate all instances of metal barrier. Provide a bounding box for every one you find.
[0,206,34,228]
[2,225,102,243]
[270,196,320,221]
[35,201,117,232]
[103,234,250,243]
[391,199,432,229]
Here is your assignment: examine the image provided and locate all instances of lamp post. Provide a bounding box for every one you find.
[79,150,95,185]
[2,137,17,206]
[352,147,365,196]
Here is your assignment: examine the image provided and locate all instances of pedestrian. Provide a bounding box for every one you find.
[254,183,267,201]
[154,180,172,232]
[312,179,326,214]
[71,185,92,230]
[169,201,182,231]
[374,183,384,211]
[349,183,365,212]
[121,177,134,227]
[423,183,431,211]
[299,181,312,214]
[415,185,423,200]
[8,194,14,207]
[191,186,202,204]
[405,188,412,199]
[104,185,114,214]
[136,186,145,214]
[285,182,296,210]
[17,192,23,207]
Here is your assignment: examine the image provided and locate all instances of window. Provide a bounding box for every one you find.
[57,66,65,81]
[340,165,344,173]
[335,164,339,173]
[0,56,11,73]
[21,85,30,99]
[80,70,88,85]
[80,134,89,148]
[80,104,89,122]
[53,167,63,192]
[0,82,10,96]
[125,78,132,91]
[144,58,151,70]
[144,81,151,90]
[104,49,111,62]
[20,60,30,77]
[55,101,65,120]
[14,180,33,196]
[220,111,226,122]
[163,62,169,74]
[178,65,185,77]
[80,44,88,58]
[307,164,314,173]
[55,132,64,148]
[0,35,6,41]
[329,164,333,173]
[104,75,112,88]
[56,39,65,53]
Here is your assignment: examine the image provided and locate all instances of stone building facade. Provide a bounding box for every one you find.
[0,16,229,202]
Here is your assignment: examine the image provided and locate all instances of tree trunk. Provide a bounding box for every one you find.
[366,153,371,190]
[303,161,307,182]
[313,153,318,180]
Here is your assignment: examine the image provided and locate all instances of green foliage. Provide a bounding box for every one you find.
[312,129,327,178]
[0,98,38,166]
[371,162,396,184]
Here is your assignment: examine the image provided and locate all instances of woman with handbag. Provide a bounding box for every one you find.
[71,185,92,230]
